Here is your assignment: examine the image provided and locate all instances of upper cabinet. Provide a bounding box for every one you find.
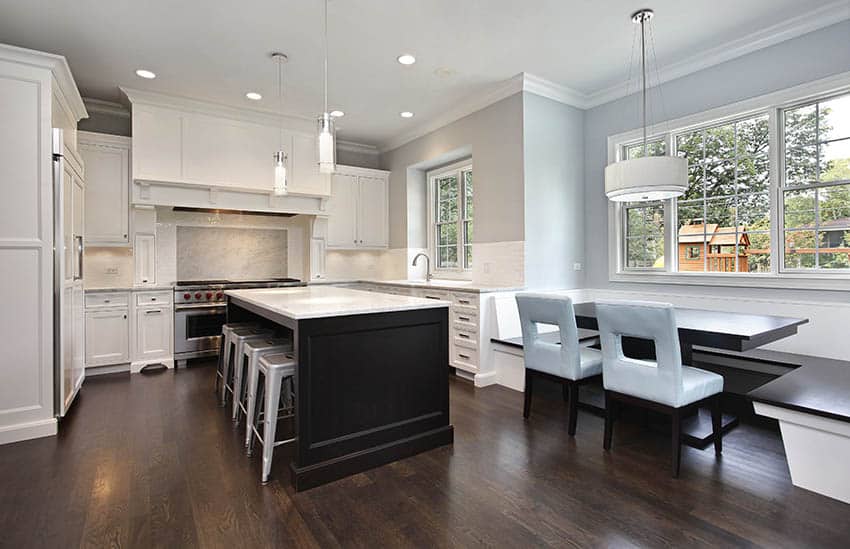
[125,90,330,197]
[327,166,389,249]
[79,132,130,245]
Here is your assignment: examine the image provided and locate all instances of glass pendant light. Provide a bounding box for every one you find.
[317,0,336,174]
[272,53,288,195]
[604,9,687,202]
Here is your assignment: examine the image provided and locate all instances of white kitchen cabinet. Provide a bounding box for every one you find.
[79,132,130,245]
[132,104,182,183]
[134,306,172,361]
[327,167,389,249]
[134,233,156,286]
[85,309,129,366]
[358,176,389,247]
[290,133,331,196]
[327,173,359,247]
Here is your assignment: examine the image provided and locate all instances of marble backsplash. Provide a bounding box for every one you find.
[176,226,287,281]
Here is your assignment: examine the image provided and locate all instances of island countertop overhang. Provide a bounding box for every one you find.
[225,286,451,321]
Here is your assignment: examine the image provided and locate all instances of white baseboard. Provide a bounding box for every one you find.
[86,363,131,376]
[0,417,57,445]
[473,370,499,388]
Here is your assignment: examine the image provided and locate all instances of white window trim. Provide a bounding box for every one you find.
[427,159,473,278]
[607,70,850,291]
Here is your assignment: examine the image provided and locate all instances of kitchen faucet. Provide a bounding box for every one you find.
[411,252,432,282]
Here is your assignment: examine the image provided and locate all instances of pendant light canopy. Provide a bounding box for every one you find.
[604,9,687,203]
[272,52,288,196]
[317,0,336,174]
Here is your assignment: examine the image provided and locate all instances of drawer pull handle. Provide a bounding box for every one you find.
[150,298,157,301]
[459,300,470,305]
[425,296,440,300]
[458,316,470,322]
[104,299,110,303]
[145,309,162,314]
[458,353,470,360]
[458,333,470,339]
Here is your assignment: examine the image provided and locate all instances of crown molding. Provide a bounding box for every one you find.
[0,43,87,121]
[336,139,380,156]
[521,73,589,109]
[83,97,130,118]
[583,0,850,108]
[120,86,316,134]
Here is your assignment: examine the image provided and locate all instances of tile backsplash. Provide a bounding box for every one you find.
[176,226,287,281]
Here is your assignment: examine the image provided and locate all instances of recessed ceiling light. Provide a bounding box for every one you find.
[400,111,414,118]
[135,69,156,79]
[245,92,262,101]
[330,110,345,117]
[397,54,416,65]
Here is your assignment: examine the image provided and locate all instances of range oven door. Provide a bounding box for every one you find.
[174,304,227,356]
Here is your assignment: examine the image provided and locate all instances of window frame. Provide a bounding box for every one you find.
[427,160,473,277]
[607,72,850,291]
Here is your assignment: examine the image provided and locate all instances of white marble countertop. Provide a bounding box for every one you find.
[308,278,523,293]
[226,285,451,320]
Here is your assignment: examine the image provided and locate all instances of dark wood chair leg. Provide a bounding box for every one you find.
[711,395,723,456]
[562,381,569,402]
[671,409,682,478]
[566,381,579,436]
[603,391,614,450]
[523,369,534,419]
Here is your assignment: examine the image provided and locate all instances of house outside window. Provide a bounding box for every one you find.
[609,80,850,287]
[428,161,473,272]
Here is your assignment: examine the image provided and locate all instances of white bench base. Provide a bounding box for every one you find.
[753,402,850,504]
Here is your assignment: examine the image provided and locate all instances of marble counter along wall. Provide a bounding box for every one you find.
[176,226,288,281]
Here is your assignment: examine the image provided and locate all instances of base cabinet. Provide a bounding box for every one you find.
[85,309,129,366]
[131,291,173,371]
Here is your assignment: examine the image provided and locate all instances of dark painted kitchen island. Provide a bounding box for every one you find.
[225,286,453,491]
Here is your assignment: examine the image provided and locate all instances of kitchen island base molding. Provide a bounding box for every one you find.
[290,426,453,491]
[227,293,453,491]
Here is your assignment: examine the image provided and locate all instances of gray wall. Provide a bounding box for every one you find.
[523,92,585,289]
[584,20,850,302]
[380,93,525,249]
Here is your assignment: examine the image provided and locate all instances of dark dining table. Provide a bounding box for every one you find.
[492,301,809,448]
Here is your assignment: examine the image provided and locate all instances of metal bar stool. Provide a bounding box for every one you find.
[232,336,293,426]
[215,322,257,394]
[248,351,296,483]
[220,326,273,406]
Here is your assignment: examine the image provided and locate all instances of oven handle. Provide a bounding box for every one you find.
[174,303,228,311]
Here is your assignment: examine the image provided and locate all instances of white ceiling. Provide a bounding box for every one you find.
[0,0,846,148]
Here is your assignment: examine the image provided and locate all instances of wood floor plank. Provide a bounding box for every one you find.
[0,364,848,548]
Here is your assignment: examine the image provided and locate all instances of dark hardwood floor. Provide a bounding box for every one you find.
[1,363,849,548]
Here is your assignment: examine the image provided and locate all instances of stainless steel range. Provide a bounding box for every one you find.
[173,278,303,366]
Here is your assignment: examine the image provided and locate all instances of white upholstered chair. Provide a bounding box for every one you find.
[595,300,724,477]
[516,293,603,435]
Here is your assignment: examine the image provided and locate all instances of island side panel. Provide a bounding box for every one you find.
[293,307,453,490]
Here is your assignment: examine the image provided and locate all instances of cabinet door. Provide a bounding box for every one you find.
[326,173,359,248]
[357,175,388,248]
[85,309,129,366]
[289,134,331,196]
[81,141,129,244]
[132,105,182,182]
[135,307,172,360]
[134,233,156,286]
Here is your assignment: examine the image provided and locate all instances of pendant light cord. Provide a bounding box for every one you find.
[323,0,328,115]
[640,14,647,157]
[278,55,284,150]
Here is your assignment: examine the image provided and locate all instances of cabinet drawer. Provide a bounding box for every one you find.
[85,292,130,309]
[452,293,478,309]
[135,290,173,307]
[452,346,479,370]
[417,289,452,302]
[453,309,478,327]
[453,330,478,350]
